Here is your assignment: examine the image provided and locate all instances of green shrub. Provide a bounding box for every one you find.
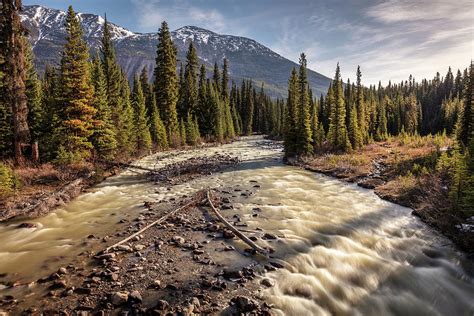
[0,162,20,196]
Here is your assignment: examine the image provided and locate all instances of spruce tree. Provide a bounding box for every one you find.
[132,76,152,154]
[197,65,210,136]
[213,62,221,94]
[90,57,117,160]
[154,21,179,146]
[25,40,43,160]
[148,91,168,150]
[185,112,199,145]
[327,63,351,151]
[356,66,368,143]
[207,80,224,141]
[56,6,96,163]
[284,68,299,157]
[297,53,313,155]
[348,104,363,149]
[458,62,473,147]
[0,0,30,163]
[375,96,389,141]
[117,76,135,156]
[179,117,186,146]
[101,15,123,134]
[221,58,230,101]
[180,43,199,118]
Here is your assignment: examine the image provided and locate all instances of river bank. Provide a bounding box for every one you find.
[287,136,474,254]
[1,136,473,315]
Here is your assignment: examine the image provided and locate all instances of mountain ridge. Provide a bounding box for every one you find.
[21,4,331,97]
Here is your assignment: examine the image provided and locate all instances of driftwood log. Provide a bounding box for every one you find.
[102,191,206,254]
[206,190,268,256]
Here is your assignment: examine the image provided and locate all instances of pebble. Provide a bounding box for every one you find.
[111,291,129,305]
[129,290,142,303]
[261,278,275,287]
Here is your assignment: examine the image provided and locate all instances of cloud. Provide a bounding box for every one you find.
[131,0,228,33]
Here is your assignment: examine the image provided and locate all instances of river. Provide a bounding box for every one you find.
[0,136,473,315]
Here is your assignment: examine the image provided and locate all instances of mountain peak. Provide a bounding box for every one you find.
[20,4,331,97]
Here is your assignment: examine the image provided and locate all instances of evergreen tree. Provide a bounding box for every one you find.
[179,43,199,118]
[327,63,351,151]
[100,15,123,134]
[179,117,186,146]
[284,68,299,157]
[197,65,211,136]
[297,53,313,154]
[221,58,230,101]
[213,61,221,94]
[0,0,30,163]
[458,62,473,147]
[90,56,117,160]
[207,80,224,141]
[56,6,96,163]
[185,112,199,145]
[356,66,368,143]
[148,91,168,150]
[154,21,179,146]
[116,77,135,156]
[25,40,43,160]
[132,76,152,154]
[348,104,363,149]
[375,96,389,141]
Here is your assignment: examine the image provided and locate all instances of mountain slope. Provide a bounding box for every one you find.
[20,5,331,97]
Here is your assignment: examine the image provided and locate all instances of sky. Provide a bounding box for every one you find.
[23,0,474,85]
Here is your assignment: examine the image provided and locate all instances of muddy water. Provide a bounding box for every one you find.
[1,136,473,315]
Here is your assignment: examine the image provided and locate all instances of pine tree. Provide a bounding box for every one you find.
[297,53,313,155]
[0,0,30,163]
[207,80,224,141]
[179,43,199,118]
[375,96,389,141]
[458,62,473,147]
[148,91,168,150]
[327,63,351,151]
[179,117,186,146]
[100,15,123,135]
[90,56,117,160]
[284,68,299,157]
[116,77,135,156]
[213,62,221,94]
[185,112,199,145]
[154,21,179,146]
[132,76,152,154]
[56,6,96,163]
[25,40,43,160]
[348,104,363,149]
[356,66,368,143]
[221,58,230,101]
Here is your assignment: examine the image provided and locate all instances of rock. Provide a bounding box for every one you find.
[111,291,129,306]
[191,297,200,307]
[152,280,161,288]
[224,245,235,251]
[95,253,116,260]
[58,267,68,275]
[16,223,36,229]
[172,236,185,245]
[230,296,259,313]
[51,279,67,289]
[261,278,275,287]
[223,230,236,239]
[108,273,119,281]
[223,269,243,280]
[115,245,132,252]
[222,204,233,210]
[129,290,142,303]
[222,197,231,203]
[263,233,277,240]
[156,299,169,310]
[75,288,92,295]
[133,244,146,251]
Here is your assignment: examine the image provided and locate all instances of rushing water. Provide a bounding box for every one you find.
[0,136,473,315]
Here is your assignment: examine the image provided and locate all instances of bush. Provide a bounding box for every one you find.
[0,162,20,196]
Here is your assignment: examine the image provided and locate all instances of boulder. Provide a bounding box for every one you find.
[111,291,129,306]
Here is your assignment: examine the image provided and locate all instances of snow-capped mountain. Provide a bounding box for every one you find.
[20,5,331,97]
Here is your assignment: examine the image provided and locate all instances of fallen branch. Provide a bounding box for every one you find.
[206,190,268,256]
[102,191,206,254]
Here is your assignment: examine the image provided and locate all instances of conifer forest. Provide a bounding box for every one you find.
[0,1,473,314]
